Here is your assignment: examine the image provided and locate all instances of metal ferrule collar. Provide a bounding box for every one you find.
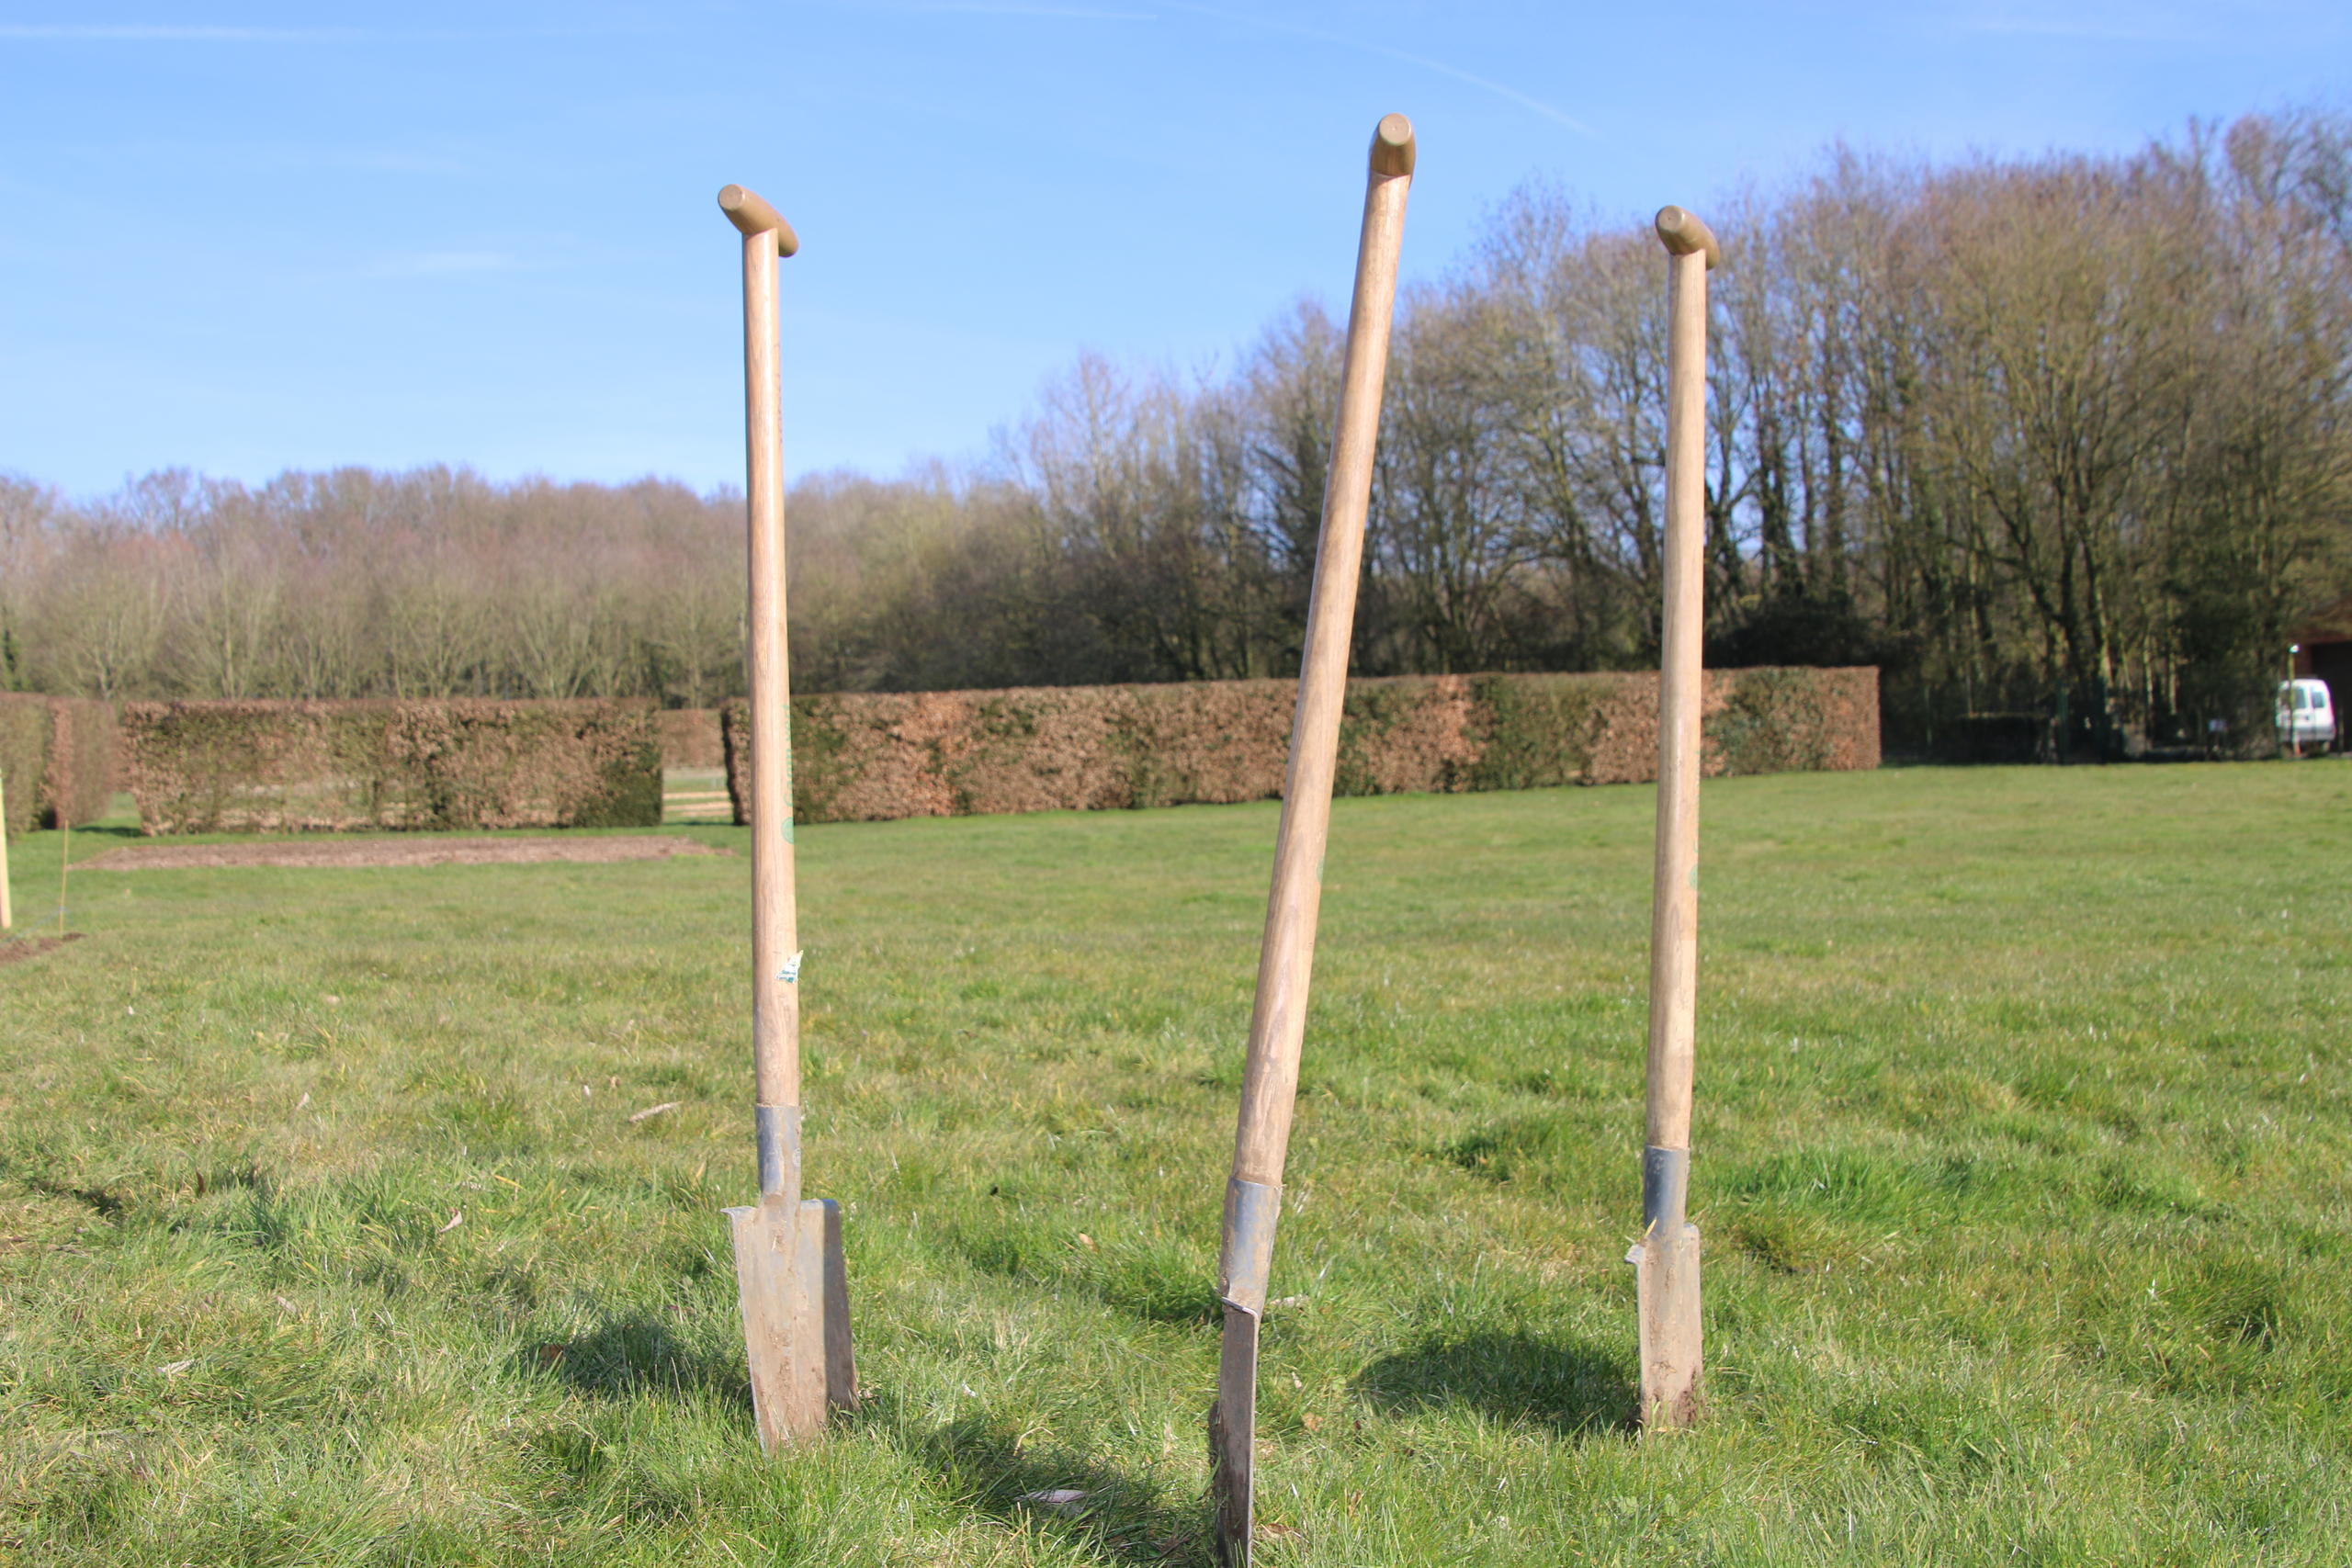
[1217,1177,1281,1316]
[756,1103,802,1202]
[1642,1145,1690,1238]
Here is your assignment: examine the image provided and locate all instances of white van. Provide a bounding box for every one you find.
[2277,678,2337,750]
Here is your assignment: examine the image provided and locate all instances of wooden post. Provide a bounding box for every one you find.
[1211,112,1415,1568]
[1634,203,1717,1433]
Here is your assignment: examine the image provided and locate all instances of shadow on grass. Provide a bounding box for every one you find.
[945,1215,1222,1331]
[879,1393,1209,1566]
[528,1311,752,1413]
[1354,1331,1634,1439]
[26,1171,124,1215]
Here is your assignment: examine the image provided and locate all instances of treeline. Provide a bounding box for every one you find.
[3,109,2347,755]
[0,467,750,708]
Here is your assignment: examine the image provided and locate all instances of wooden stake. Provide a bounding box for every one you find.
[1634,204,1718,1433]
[718,183,853,1452]
[1210,112,1415,1568]
[56,816,68,938]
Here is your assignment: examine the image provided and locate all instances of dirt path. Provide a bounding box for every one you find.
[75,836,729,872]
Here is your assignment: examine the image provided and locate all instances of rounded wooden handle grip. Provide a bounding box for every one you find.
[1654,206,1719,270]
[1370,112,1415,177]
[720,185,800,257]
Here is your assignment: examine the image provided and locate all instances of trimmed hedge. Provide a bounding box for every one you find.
[0,694,119,838]
[0,696,46,840]
[42,697,118,829]
[656,708,725,770]
[722,667,1879,826]
[122,699,662,835]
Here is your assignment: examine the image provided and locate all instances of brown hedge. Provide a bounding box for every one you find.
[122,699,662,835]
[656,708,725,770]
[0,696,46,840]
[722,667,1878,826]
[42,697,119,829]
[0,694,118,838]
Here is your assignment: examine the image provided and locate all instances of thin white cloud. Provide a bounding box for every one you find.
[901,2,1154,16]
[1957,12,2201,41]
[1152,2,1595,137]
[1355,40,1596,136]
[1941,1,2326,43]
[0,21,661,43]
[0,24,370,40]
[332,150,473,175]
[60,138,475,175]
[366,251,530,280]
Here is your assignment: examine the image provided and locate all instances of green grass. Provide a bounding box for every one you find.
[3,761,2349,1565]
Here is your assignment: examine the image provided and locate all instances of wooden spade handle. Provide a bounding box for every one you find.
[1644,215,1712,1166]
[1653,205,1719,271]
[720,185,801,257]
[1369,112,1415,176]
[1228,116,1415,1189]
[731,187,801,1203]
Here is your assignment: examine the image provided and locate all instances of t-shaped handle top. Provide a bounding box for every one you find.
[1654,206,1719,270]
[1371,113,1415,177]
[719,185,799,256]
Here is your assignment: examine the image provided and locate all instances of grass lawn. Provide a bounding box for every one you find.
[2,761,2348,1565]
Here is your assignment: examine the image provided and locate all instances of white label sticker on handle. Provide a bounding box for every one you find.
[780,951,803,985]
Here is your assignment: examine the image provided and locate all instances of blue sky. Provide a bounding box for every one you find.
[2,2,2344,499]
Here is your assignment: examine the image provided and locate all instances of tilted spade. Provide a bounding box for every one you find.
[718,183,856,1450]
[1208,113,1414,1568]
[1629,203,1719,1433]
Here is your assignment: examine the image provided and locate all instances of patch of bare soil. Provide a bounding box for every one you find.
[75,836,729,872]
[0,933,85,967]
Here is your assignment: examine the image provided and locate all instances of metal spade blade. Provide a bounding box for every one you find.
[1210,1175,1278,1566]
[1629,1219,1702,1430]
[727,1193,854,1451]
[1209,1303,1261,1566]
